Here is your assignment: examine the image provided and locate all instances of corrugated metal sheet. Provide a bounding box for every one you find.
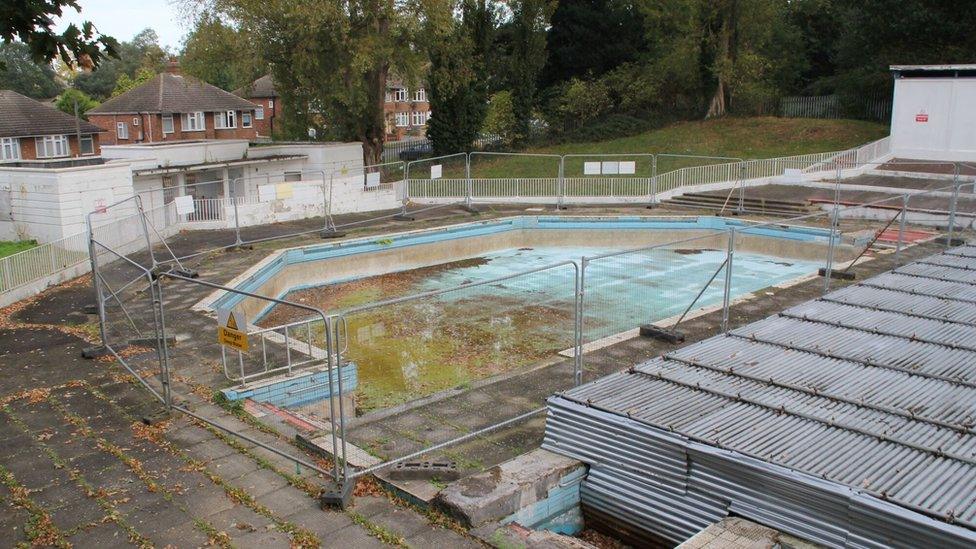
[545,247,976,547]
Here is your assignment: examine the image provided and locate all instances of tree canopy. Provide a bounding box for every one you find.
[180,12,262,92]
[0,0,118,69]
[72,29,167,100]
[0,41,63,98]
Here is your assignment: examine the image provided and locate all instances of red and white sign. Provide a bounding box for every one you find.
[915,112,929,123]
[94,198,108,214]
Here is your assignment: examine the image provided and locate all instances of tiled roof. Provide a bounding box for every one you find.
[233,74,277,98]
[89,73,257,115]
[0,90,105,138]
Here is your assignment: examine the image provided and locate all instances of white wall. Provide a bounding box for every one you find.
[0,162,136,245]
[102,140,250,170]
[891,77,976,161]
[249,142,364,176]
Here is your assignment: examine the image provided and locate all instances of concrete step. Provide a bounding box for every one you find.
[663,199,814,217]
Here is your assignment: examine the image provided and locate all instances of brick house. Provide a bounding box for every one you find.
[236,74,431,141]
[0,90,105,162]
[89,61,259,145]
[384,78,431,141]
[232,75,280,138]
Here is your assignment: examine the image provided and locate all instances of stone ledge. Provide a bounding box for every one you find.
[434,448,584,528]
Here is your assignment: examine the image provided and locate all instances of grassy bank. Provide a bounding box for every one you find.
[0,240,37,259]
[430,117,888,179]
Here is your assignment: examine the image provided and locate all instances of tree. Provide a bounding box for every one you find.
[181,12,263,91]
[207,0,423,165]
[0,0,118,69]
[55,87,98,118]
[0,41,63,98]
[111,66,155,96]
[504,0,555,142]
[424,0,497,155]
[832,0,976,99]
[541,0,645,88]
[72,29,167,100]
[482,90,517,145]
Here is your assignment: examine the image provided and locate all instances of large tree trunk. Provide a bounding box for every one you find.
[705,4,735,119]
[706,79,726,118]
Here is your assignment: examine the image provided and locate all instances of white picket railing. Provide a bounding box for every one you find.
[0,232,90,295]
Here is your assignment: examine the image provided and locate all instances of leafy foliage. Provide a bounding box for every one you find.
[54,87,98,118]
[181,12,263,91]
[111,66,155,97]
[72,29,167,100]
[206,0,423,164]
[424,0,497,155]
[0,41,62,98]
[0,0,118,69]
[481,91,517,145]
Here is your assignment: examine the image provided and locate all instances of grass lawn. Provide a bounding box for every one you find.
[0,240,37,259]
[429,117,888,179]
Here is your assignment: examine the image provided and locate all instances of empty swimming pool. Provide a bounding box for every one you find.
[203,216,846,415]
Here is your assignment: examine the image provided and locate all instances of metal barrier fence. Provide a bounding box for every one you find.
[328,260,582,480]
[1,138,894,305]
[79,156,976,505]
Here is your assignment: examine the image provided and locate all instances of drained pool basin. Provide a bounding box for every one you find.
[202,216,844,412]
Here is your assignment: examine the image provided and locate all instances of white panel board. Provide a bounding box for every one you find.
[584,162,601,175]
[366,172,381,188]
[602,162,619,175]
[430,164,443,179]
[619,161,636,175]
[174,195,195,215]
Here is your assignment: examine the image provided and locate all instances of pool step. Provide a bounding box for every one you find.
[662,192,818,217]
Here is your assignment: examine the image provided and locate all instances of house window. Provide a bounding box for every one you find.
[182,112,205,131]
[268,99,274,110]
[161,114,174,134]
[79,135,95,155]
[214,110,236,129]
[132,117,140,126]
[385,90,392,103]
[116,122,128,139]
[35,135,69,158]
[242,112,252,128]
[0,138,20,161]
[255,106,264,120]
[395,112,409,127]
[392,88,408,102]
[411,111,428,126]
[284,171,302,182]
[414,88,426,102]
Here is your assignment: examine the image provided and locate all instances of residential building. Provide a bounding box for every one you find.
[0,90,105,162]
[384,79,431,140]
[88,60,259,145]
[232,75,281,138]
[235,74,432,142]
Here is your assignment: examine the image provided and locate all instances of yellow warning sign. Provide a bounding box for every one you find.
[217,308,249,352]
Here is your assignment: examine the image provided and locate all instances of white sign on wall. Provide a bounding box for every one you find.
[258,184,276,202]
[174,195,195,215]
[583,162,601,175]
[366,172,381,188]
[430,164,443,179]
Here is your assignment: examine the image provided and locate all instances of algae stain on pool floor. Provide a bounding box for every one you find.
[256,245,818,413]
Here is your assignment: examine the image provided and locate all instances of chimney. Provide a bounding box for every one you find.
[165,58,181,75]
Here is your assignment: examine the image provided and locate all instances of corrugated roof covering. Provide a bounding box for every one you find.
[546,246,976,546]
[0,90,104,138]
[89,73,257,115]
